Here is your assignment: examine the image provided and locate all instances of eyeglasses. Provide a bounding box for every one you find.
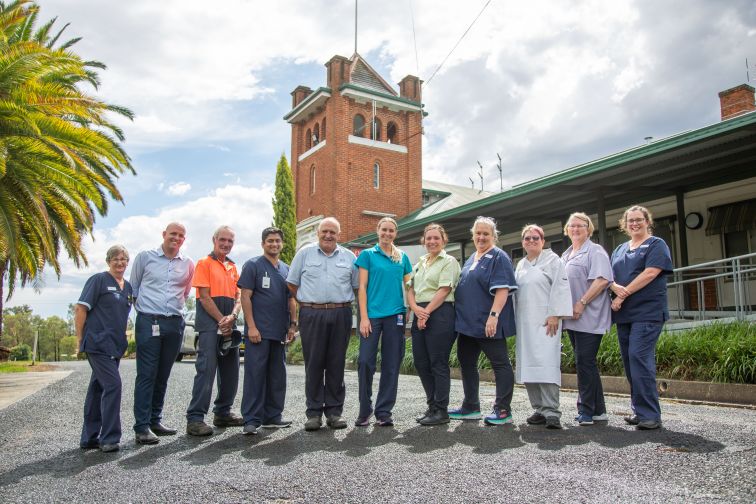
[627,218,646,224]
[522,236,541,242]
[567,224,587,229]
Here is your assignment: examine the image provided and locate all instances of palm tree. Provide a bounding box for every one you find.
[0,1,134,340]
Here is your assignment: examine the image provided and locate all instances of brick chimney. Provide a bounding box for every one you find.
[325,55,351,89]
[291,85,312,108]
[718,84,755,120]
[399,75,422,102]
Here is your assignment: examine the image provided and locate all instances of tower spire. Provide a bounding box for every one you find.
[354,0,358,54]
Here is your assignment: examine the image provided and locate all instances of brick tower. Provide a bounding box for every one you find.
[284,53,424,245]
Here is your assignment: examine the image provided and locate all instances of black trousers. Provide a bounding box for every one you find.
[456,333,514,413]
[411,302,456,411]
[567,330,606,417]
[299,306,352,418]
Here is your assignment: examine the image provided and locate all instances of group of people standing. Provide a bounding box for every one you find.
[75,204,672,453]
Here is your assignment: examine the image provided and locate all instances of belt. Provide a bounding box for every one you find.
[299,302,352,309]
[139,312,182,319]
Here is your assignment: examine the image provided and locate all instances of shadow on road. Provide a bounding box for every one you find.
[0,448,122,485]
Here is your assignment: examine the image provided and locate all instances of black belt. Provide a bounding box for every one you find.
[299,302,352,309]
[139,312,182,319]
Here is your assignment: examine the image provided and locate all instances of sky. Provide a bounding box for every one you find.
[8,0,756,318]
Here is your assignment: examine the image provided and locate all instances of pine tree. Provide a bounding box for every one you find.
[272,154,297,264]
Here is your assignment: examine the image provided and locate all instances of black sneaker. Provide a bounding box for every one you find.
[624,415,640,425]
[545,416,562,429]
[415,408,432,423]
[419,409,450,426]
[526,412,546,425]
[262,419,292,429]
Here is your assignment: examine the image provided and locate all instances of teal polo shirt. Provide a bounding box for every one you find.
[355,245,412,319]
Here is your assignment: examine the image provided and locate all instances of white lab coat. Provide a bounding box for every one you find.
[514,249,573,385]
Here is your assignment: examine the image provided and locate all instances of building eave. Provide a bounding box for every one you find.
[284,87,332,123]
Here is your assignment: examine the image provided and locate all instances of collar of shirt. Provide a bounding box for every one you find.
[155,245,186,261]
[209,252,235,264]
[420,249,447,266]
[316,244,341,257]
[564,242,591,261]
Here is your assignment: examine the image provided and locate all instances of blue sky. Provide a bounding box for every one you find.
[7,0,756,318]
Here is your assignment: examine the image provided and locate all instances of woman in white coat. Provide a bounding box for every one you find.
[515,225,573,429]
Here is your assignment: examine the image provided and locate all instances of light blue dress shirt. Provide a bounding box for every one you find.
[287,243,359,303]
[130,246,195,316]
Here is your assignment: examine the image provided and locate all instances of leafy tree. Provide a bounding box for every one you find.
[272,153,297,264]
[2,305,35,347]
[59,335,77,359]
[0,1,134,340]
[39,315,67,361]
[9,343,31,361]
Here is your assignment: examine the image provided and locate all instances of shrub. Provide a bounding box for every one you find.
[10,344,32,361]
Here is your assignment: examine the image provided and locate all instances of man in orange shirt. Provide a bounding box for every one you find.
[186,225,243,436]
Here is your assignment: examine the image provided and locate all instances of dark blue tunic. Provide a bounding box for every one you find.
[455,247,518,339]
[611,236,673,323]
[237,256,290,342]
[78,272,133,358]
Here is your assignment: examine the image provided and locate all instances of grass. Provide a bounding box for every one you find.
[0,361,32,373]
[287,321,756,384]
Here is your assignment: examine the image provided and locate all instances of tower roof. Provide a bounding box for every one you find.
[348,53,397,96]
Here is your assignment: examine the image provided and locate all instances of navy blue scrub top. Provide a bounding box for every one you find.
[611,236,673,323]
[78,272,133,358]
[455,247,517,339]
[237,255,290,342]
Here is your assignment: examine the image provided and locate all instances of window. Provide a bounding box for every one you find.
[321,117,326,141]
[353,114,365,137]
[305,128,312,150]
[373,162,380,189]
[313,123,320,145]
[546,236,565,256]
[310,165,316,195]
[371,117,382,141]
[724,230,756,257]
[387,122,397,144]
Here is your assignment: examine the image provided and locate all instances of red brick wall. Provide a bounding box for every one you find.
[290,68,423,242]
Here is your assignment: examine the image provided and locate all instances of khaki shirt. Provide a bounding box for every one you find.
[410,249,461,303]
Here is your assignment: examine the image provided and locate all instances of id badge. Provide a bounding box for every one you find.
[151,324,161,337]
[396,314,404,326]
[262,275,271,289]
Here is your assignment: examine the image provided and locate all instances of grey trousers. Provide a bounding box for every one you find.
[525,382,561,419]
[186,330,239,422]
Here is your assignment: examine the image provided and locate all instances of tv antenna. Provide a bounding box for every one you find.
[476,161,484,194]
[496,153,503,192]
[468,176,475,190]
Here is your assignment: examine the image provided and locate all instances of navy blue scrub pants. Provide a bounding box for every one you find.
[299,306,352,418]
[411,302,456,412]
[358,314,406,420]
[133,313,183,433]
[616,322,663,422]
[241,338,287,427]
[81,353,122,446]
[456,333,514,413]
[186,330,239,423]
[567,330,606,417]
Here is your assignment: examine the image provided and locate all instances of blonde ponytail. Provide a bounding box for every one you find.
[377,217,402,263]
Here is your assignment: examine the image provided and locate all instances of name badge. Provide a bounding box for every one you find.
[396,314,404,326]
[484,254,493,259]
[107,286,117,291]
[262,273,271,289]
[152,324,161,337]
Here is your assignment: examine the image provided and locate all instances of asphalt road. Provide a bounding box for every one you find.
[0,358,754,503]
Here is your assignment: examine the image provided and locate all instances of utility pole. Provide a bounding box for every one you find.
[32,328,39,366]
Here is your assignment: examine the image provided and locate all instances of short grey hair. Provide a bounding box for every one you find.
[318,217,341,233]
[106,244,129,263]
[213,225,235,240]
[471,216,499,241]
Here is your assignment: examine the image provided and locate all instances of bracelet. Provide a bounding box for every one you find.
[580,298,588,306]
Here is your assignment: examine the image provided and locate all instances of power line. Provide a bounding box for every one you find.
[424,0,494,87]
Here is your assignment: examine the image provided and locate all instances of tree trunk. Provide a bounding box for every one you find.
[0,262,5,343]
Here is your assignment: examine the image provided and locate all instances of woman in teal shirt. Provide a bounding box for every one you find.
[355,217,412,427]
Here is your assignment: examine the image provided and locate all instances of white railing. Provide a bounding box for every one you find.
[668,252,756,321]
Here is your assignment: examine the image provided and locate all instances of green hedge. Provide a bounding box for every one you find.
[286,321,756,384]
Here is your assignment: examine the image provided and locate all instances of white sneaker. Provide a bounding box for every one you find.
[592,413,609,422]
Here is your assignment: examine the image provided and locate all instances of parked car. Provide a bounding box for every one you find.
[176,311,245,361]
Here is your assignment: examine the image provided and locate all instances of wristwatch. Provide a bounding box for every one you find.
[580,298,588,306]
[290,320,299,327]
[489,311,499,318]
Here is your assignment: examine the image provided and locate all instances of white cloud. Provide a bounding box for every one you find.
[166,182,191,196]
